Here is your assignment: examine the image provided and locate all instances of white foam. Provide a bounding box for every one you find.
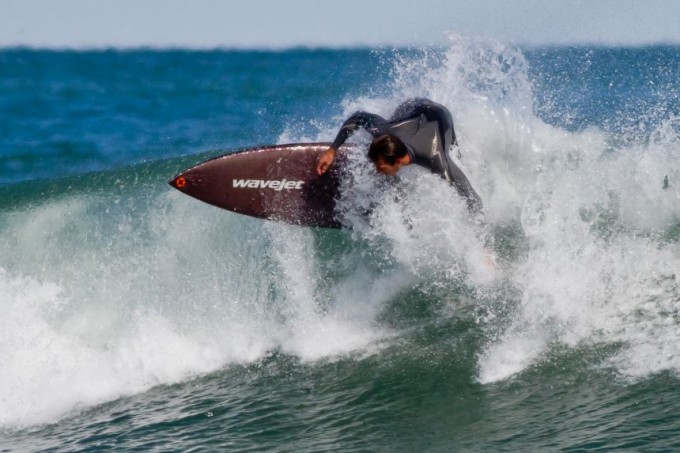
[0,263,282,427]
[262,222,391,361]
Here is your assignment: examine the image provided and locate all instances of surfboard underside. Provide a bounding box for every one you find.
[169,143,354,228]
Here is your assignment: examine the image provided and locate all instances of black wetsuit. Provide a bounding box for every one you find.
[330,98,482,213]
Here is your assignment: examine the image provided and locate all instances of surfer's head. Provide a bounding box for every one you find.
[368,134,411,176]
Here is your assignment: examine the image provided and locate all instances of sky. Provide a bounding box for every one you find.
[1,0,680,49]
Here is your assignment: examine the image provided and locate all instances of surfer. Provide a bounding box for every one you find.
[316,98,482,214]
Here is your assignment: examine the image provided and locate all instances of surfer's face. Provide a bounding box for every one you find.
[373,157,400,176]
[373,155,408,176]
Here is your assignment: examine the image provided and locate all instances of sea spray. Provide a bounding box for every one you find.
[280,36,680,383]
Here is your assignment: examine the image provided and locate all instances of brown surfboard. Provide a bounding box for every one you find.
[168,143,357,228]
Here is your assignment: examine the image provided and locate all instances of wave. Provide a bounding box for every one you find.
[2,36,680,428]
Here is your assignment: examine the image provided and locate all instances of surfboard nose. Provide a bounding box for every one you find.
[168,175,187,191]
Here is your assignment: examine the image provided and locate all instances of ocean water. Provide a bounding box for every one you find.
[1,38,680,451]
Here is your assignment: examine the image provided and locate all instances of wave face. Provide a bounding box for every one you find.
[2,40,680,451]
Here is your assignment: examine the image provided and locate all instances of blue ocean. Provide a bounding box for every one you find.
[2,38,680,451]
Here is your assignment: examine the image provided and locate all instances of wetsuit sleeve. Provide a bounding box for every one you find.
[330,111,386,150]
[445,157,483,214]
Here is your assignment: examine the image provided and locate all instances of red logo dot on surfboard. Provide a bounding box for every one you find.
[174,177,187,188]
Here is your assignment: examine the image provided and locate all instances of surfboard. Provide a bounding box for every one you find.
[168,143,357,228]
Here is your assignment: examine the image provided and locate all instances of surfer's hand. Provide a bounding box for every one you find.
[316,148,337,175]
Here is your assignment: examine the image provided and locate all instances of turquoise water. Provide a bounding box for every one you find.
[2,39,680,451]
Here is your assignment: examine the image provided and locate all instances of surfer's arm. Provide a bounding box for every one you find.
[330,111,385,150]
[317,111,385,175]
[443,156,483,215]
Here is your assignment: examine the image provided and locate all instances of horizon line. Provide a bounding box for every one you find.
[2,41,680,52]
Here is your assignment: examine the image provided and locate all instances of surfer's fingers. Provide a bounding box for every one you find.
[315,159,327,175]
[316,149,335,174]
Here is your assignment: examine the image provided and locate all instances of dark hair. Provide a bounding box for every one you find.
[368,134,409,165]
